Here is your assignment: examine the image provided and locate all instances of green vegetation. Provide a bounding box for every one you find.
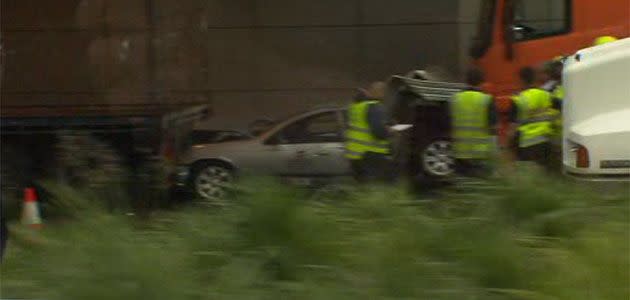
[1,171,628,300]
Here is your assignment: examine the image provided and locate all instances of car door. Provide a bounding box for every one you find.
[262,111,349,176]
[299,110,349,176]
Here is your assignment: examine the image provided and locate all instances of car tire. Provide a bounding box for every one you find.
[419,138,455,178]
[191,163,234,202]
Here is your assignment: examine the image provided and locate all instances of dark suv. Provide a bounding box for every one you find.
[387,75,465,182]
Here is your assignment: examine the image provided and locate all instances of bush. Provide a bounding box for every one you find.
[1,172,628,299]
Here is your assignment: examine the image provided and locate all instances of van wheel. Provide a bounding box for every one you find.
[192,164,233,202]
[420,139,455,178]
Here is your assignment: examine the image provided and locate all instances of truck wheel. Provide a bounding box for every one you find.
[192,163,233,202]
[420,138,455,178]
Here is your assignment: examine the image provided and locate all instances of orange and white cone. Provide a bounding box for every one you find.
[21,188,42,229]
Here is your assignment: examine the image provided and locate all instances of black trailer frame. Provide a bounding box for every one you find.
[0,104,209,196]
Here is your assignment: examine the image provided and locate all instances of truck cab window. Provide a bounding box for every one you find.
[513,0,571,41]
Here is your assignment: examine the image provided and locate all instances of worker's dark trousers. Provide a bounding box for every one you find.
[518,142,553,170]
[350,152,396,183]
[549,138,564,173]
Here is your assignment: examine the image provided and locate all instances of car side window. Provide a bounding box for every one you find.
[274,112,343,144]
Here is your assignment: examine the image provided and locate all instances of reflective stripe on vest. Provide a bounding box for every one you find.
[515,88,553,148]
[519,115,555,125]
[347,125,371,134]
[344,149,364,160]
[520,135,550,148]
[450,91,493,159]
[344,100,390,159]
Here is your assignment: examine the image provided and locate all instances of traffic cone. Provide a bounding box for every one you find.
[21,188,43,229]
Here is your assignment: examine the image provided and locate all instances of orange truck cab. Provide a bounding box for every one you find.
[469,0,630,142]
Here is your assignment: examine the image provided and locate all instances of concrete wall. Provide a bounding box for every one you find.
[1,0,477,128]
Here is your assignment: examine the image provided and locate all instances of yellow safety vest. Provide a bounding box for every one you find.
[514,88,554,148]
[345,101,390,160]
[450,90,493,159]
[550,85,564,138]
[552,85,564,100]
[593,36,618,46]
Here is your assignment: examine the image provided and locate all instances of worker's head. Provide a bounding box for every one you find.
[593,36,618,46]
[519,67,536,88]
[538,63,551,84]
[364,81,387,100]
[544,60,564,81]
[353,88,368,102]
[465,67,485,87]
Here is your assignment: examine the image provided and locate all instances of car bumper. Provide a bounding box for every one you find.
[564,160,630,182]
[564,171,630,196]
[564,170,630,182]
[565,172,630,182]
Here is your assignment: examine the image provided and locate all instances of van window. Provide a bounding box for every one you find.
[513,0,571,41]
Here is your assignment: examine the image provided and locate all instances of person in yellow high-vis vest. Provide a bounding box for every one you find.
[593,36,618,46]
[345,82,393,182]
[541,60,565,139]
[509,67,561,169]
[449,68,498,177]
[541,60,565,170]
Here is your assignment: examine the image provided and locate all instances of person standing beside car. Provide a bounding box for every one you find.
[449,67,498,176]
[345,81,394,182]
[542,59,565,133]
[593,35,618,46]
[541,59,565,171]
[509,67,561,169]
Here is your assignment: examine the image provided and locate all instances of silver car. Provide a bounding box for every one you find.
[176,108,351,199]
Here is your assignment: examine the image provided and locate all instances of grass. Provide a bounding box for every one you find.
[1,171,628,299]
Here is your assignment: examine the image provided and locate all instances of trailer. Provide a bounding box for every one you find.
[0,103,209,198]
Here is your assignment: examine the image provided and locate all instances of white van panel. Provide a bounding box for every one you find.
[563,38,630,178]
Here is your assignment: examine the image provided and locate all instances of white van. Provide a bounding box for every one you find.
[563,38,630,180]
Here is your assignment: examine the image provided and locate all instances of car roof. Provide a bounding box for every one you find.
[191,129,245,133]
[193,106,345,137]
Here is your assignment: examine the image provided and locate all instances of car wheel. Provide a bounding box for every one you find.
[192,164,233,202]
[420,139,455,178]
